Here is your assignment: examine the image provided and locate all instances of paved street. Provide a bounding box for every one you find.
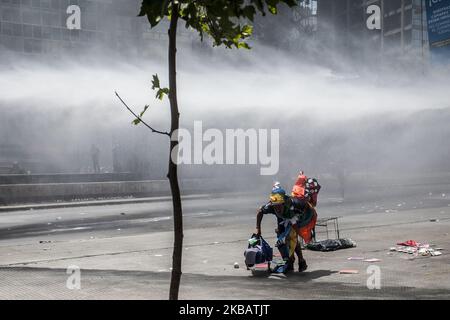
[0,191,449,299]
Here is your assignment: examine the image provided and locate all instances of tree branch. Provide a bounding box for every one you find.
[115,91,170,137]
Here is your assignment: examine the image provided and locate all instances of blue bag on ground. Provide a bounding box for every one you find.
[244,235,273,268]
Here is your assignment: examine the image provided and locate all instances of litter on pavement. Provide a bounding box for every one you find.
[391,240,443,258]
[363,258,381,262]
[339,269,359,274]
[397,240,419,247]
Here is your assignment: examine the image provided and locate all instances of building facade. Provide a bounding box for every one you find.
[317,0,429,59]
[0,0,186,57]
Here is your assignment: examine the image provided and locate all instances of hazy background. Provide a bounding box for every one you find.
[1,2,449,188]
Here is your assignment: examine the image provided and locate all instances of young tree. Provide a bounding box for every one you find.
[119,0,298,300]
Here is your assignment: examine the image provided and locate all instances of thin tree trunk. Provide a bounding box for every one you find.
[167,4,183,301]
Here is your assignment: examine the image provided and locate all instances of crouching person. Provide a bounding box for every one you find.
[255,187,308,273]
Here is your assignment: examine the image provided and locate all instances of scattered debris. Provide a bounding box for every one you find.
[364,258,381,262]
[116,228,121,231]
[391,240,443,258]
[154,254,163,257]
[39,240,51,244]
[234,262,240,269]
[418,248,428,255]
[430,219,439,222]
[347,257,364,260]
[397,240,419,247]
[339,269,359,274]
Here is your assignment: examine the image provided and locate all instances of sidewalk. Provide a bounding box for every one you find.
[0,205,449,299]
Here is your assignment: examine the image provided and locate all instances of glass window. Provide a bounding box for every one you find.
[1,22,14,36]
[1,35,23,51]
[12,22,22,36]
[69,28,79,40]
[50,0,59,9]
[83,13,97,31]
[22,9,41,24]
[42,12,60,27]
[50,26,61,40]
[23,24,33,37]
[404,9,412,26]
[42,26,52,38]
[2,8,21,22]
[32,25,42,37]
[40,0,50,9]
[24,38,42,52]
[404,29,412,44]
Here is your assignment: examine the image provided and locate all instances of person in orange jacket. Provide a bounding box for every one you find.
[289,171,321,255]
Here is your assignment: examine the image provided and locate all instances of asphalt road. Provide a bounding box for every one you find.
[0,190,449,299]
[0,190,448,243]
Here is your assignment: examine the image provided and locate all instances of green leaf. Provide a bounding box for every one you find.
[151,74,160,90]
[140,0,299,51]
[238,42,251,49]
[268,5,277,14]
[139,105,150,117]
[156,88,170,100]
[241,24,253,36]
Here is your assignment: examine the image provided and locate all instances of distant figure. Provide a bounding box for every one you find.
[11,161,26,174]
[112,144,122,173]
[91,144,100,173]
